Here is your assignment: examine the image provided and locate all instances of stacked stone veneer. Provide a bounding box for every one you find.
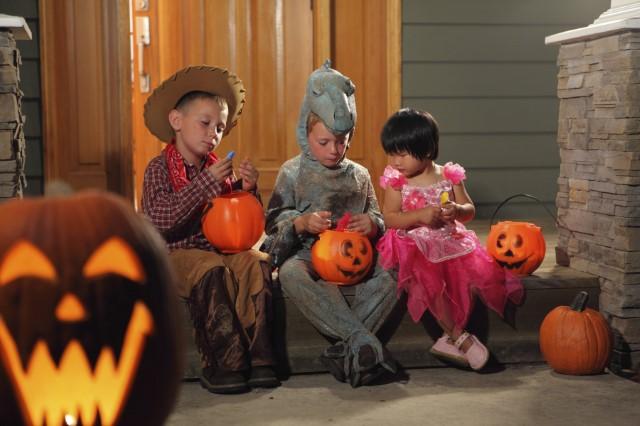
[555,30,640,371]
[0,30,26,199]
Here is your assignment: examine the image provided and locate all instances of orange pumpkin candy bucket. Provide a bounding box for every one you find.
[202,191,265,253]
[311,213,374,285]
[486,194,548,276]
[486,221,546,276]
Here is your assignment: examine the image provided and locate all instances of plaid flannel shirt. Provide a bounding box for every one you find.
[141,155,224,251]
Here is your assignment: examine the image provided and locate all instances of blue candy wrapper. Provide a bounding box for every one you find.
[226,151,235,160]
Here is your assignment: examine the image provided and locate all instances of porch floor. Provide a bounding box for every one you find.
[167,363,639,425]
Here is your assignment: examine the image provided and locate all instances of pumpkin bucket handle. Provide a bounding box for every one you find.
[570,291,589,312]
[201,199,215,224]
[490,193,557,227]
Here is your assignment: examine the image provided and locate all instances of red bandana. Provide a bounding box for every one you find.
[163,141,232,192]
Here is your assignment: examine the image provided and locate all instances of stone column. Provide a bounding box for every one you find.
[547,2,640,374]
[0,15,31,200]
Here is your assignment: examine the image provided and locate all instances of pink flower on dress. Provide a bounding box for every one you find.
[405,189,426,210]
[443,162,466,185]
[379,166,407,190]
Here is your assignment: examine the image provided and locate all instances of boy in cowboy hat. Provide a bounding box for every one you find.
[142,66,279,394]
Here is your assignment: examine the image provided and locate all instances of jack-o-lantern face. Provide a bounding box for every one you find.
[486,221,546,276]
[311,230,374,285]
[0,192,182,426]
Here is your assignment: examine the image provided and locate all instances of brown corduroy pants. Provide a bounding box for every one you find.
[169,249,275,372]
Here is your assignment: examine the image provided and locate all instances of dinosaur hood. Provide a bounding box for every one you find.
[296,61,357,163]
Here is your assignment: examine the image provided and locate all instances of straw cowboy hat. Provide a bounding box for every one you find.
[143,65,245,142]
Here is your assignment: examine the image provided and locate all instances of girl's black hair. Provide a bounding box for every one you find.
[380,108,439,160]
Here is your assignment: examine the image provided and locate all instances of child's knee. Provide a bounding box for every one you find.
[366,270,398,293]
[277,259,298,282]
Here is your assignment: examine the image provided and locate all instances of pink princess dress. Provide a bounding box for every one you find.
[377,163,523,332]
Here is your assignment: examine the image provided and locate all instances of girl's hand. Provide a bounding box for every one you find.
[207,158,233,182]
[347,213,376,236]
[441,202,458,223]
[296,211,332,234]
[237,158,259,191]
[418,205,444,228]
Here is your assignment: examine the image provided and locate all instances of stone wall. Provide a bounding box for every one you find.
[555,30,640,372]
[0,30,25,199]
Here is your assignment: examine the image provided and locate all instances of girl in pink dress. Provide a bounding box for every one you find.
[377,108,523,370]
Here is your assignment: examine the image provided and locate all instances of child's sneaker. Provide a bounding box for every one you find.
[429,334,469,367]
[454,332,489,371]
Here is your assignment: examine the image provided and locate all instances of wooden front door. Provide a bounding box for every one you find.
[41,0,399,205]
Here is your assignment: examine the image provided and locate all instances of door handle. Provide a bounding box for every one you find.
[135,16,150,93]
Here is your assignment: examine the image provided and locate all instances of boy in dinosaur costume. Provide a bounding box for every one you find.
[264,62,398,387]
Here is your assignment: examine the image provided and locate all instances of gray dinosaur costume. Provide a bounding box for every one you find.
[264,62,397,386]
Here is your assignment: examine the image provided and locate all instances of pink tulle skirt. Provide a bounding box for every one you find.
[377,227,523,332]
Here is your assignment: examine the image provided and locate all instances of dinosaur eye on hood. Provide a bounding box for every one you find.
[344,79,355,96]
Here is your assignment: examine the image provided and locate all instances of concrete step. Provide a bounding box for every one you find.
[180,218,601,378]
[273,265,600,375]
[180,266,599,379]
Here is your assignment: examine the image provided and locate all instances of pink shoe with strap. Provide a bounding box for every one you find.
[429,334,469,367]
[454,332,489,371]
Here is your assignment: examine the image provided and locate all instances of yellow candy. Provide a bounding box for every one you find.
[440,192,449,205]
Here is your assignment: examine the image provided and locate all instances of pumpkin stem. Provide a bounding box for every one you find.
[570,291,589,312]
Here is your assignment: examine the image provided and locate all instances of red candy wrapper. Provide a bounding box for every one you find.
[335,212,352,231]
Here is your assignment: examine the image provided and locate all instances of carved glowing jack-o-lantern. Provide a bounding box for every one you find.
[311,230,374,285]
[0,192,182,426]
[486,221,546,276]
[202,191,265,253]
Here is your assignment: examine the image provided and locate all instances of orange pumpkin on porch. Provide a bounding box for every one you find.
[486,221,545,276]
[202,191,265,253]
[311,230,373,285]
[0,191,182,426]
[539,291,612,375]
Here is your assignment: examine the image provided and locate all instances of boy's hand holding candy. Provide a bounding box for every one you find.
[295,211,332,234]
[208,155,234,182]
[237,158,259,191]
[345,213,377,237]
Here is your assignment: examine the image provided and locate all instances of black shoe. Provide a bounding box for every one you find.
[350,345,396,388]
[320,343,347,383]
[357,345,378,370]
[357,364,387,387]
[320,354,347,383]
[248,366,281,388]
[200,367,250,394]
